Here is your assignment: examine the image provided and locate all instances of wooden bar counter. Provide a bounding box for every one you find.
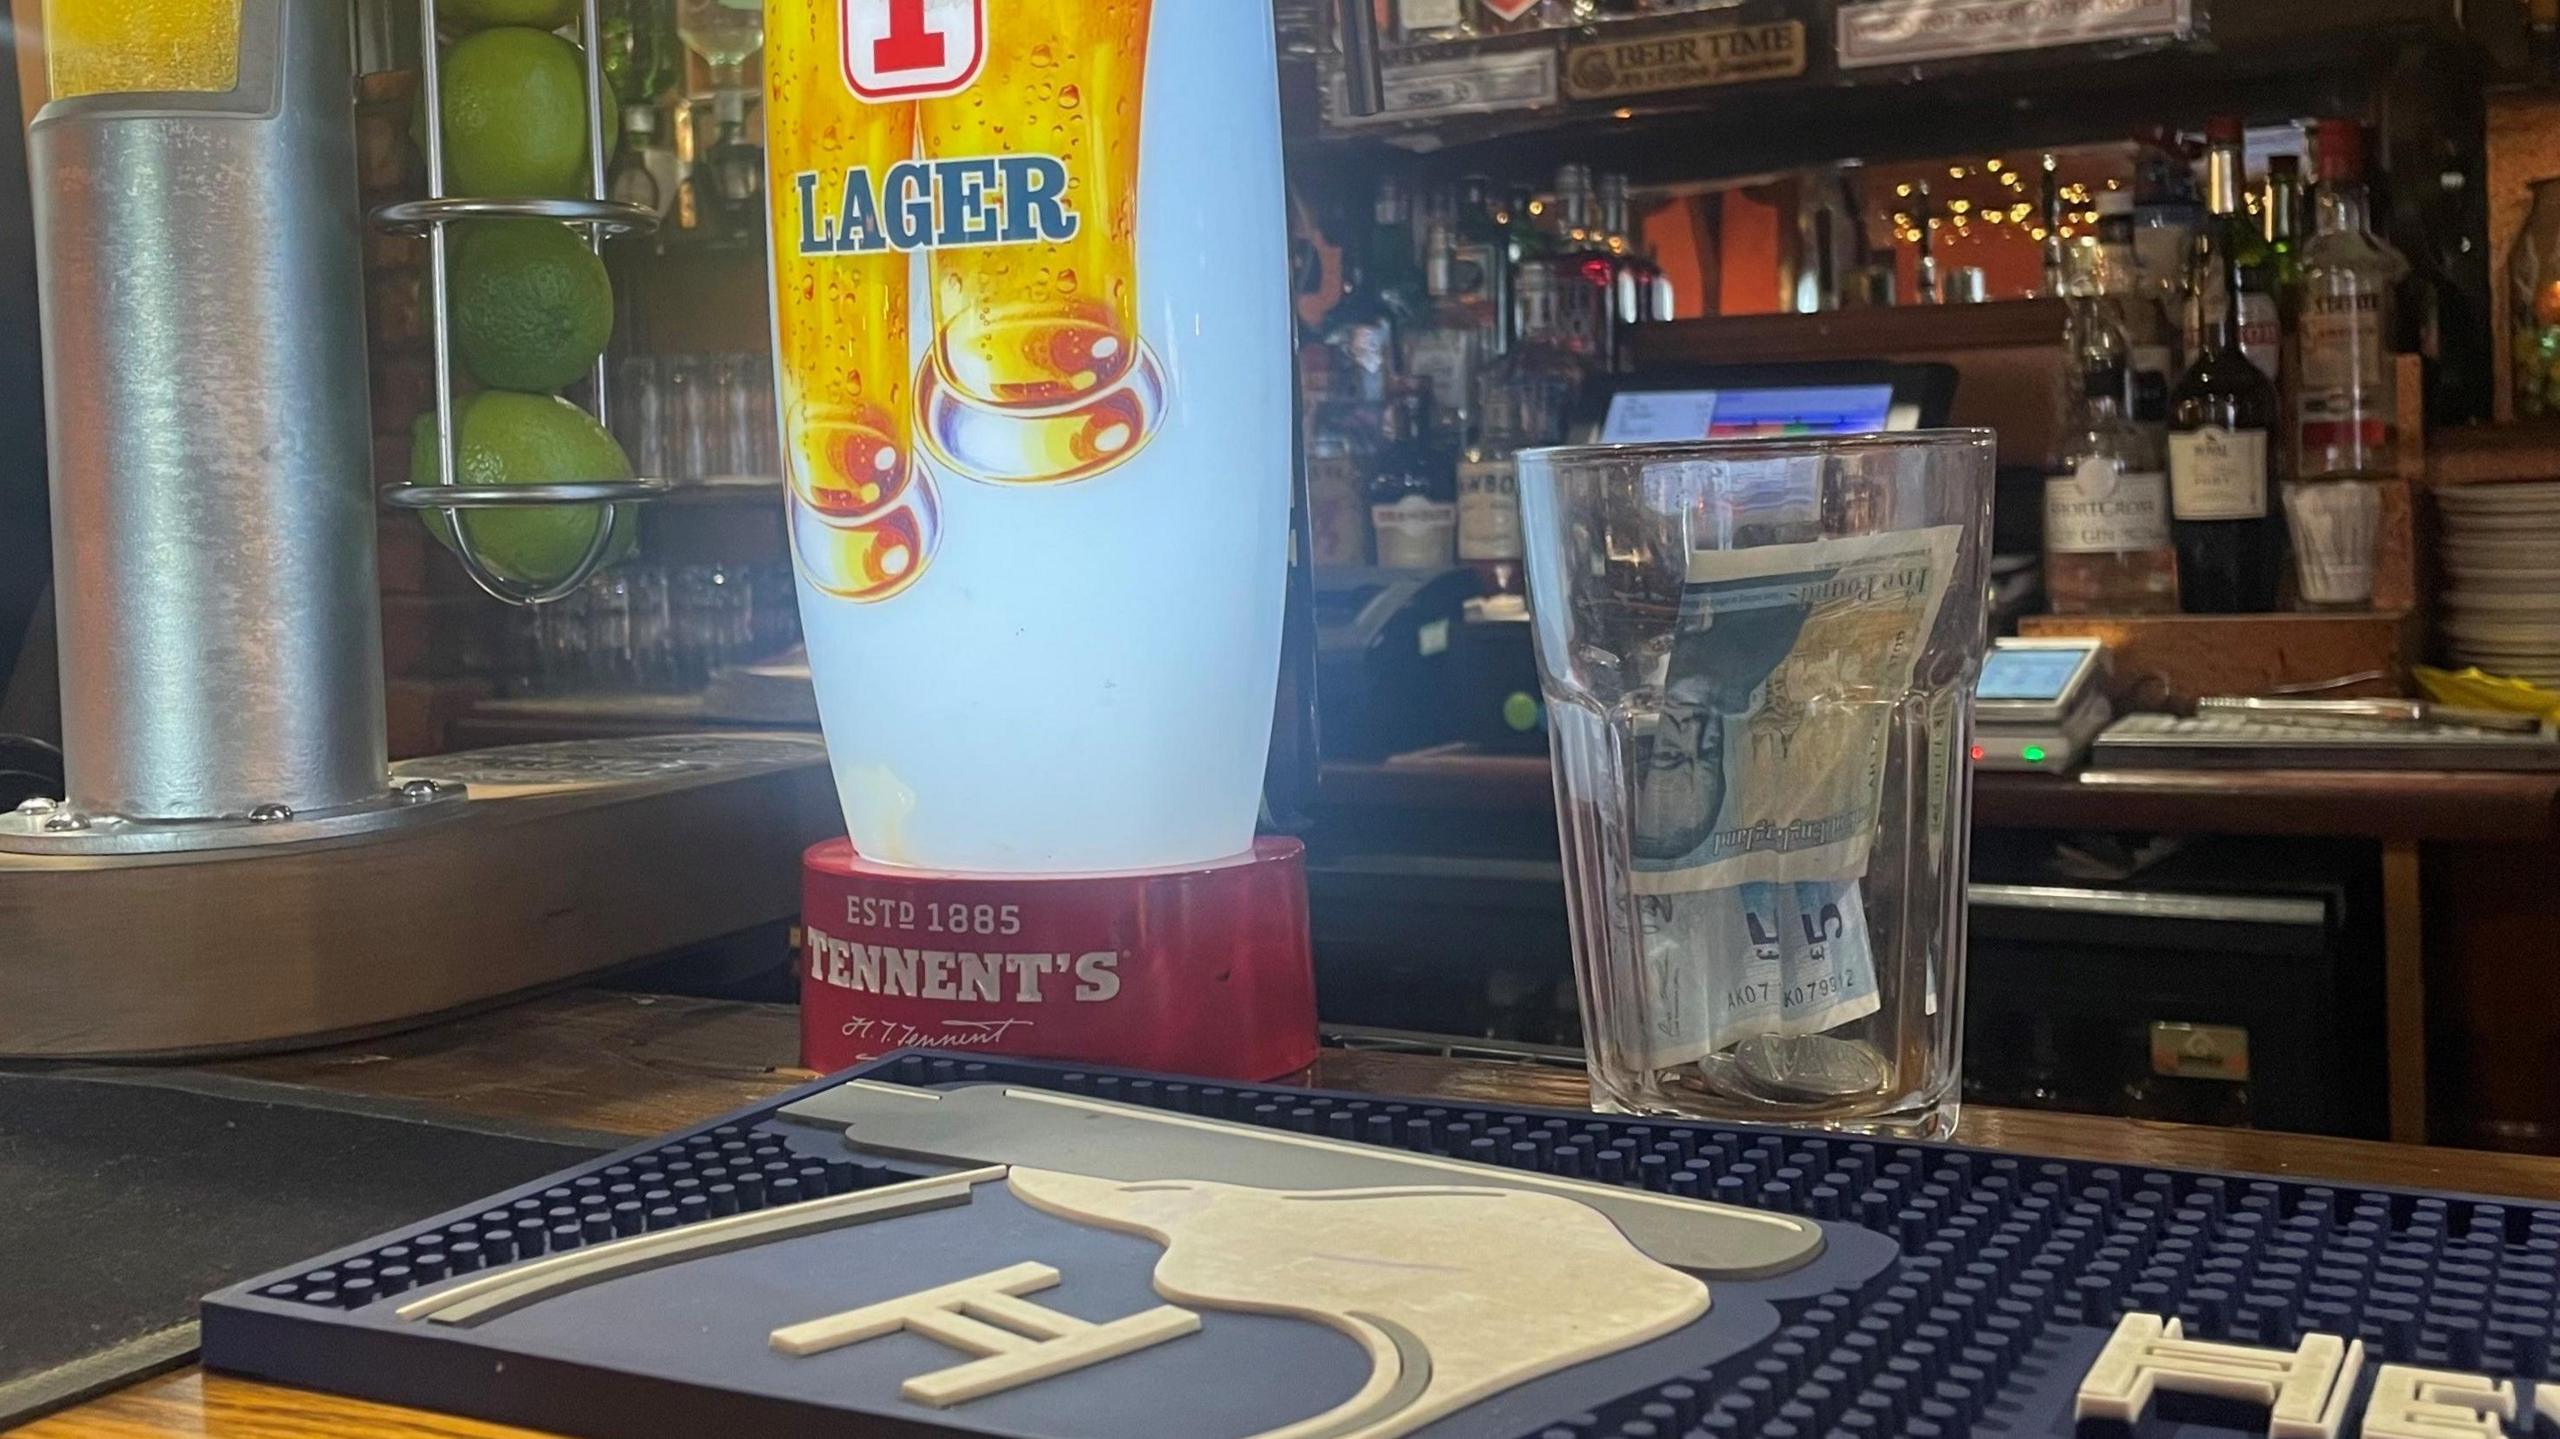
[20,989,2560,1439]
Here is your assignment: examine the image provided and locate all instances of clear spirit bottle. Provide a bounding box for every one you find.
[2294,120,2407,481]
[2047,304,2178,614]
[2287,118,2407,608]
[1466,265,1591,595]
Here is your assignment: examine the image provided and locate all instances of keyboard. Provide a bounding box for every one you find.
[2092,711,2560,771]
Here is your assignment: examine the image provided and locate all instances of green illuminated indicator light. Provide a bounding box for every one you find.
[2021,745,2047,763]
[1502,692,1543,733]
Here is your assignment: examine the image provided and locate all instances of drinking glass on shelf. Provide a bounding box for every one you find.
[541,581,594,689]
[665,354,716,481]
[722,565,752,668]
[628,564,677,690]
[691,353,732,476]
[586,569,637,689]
[500,559,803,695]
[612,354,667,481]
[732,351,778,477]
[503,602,546,696]
[671,564,726,687]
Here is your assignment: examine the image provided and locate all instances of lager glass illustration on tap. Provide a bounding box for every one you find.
[767,5,939,601]
[915,2,1165,484]
[765,0,1296,873]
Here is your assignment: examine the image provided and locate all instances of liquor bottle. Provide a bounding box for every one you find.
[2045,304,2178,615]
[2286,119,2406,609]
[1304,427,1373,567]
[1533,165,1615,368]
[2039,153,2071,299]
[1319,237,1401,408]
[1410,180,1511,414]
[1912,182,1941,305]
[1619,177,1676,323]
[1369,388,1458,570]
[2094,191,2176,442]
[1407,220,1482,446]
[1597,173,1636,322]
[1466,265,1591,595]
[607,105,679,215]
[2129,127,2201,310]
[1453,176,1515,360]
[1366,175,1430,329]
[2168,249,2286,613]
[1547,164,1600,256]
[601,0,682,213]
[2295,120,2406,481]
[1320,183,1425,410]
[1597,173,1665,366]
[2261,153,2307,296]
[2260,152,2308,478]
[2188,116,2282,385]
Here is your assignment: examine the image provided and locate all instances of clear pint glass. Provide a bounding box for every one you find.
[1519,434,1995,1136]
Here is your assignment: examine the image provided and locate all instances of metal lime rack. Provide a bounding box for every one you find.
[374,0,671,606]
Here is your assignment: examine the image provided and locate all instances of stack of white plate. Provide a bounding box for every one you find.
[2439,482,2560,687]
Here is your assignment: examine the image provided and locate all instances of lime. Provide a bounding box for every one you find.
[450,220,614,391]
[411,391,638,587]
[433,27,595,198]
[438,0,580,30]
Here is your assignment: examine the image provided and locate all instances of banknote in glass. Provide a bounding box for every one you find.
[1630,528,1961,1075]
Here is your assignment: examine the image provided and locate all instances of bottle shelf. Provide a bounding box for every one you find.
[1298,0,2472,164]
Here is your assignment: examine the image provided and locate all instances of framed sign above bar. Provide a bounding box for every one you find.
[1564,20,1808,101]
[1323,48,1560,130]
[1320,47,1556,129]
[1837,0,2192,69]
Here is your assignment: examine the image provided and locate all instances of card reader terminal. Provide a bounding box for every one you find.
[1973,637,2111,772]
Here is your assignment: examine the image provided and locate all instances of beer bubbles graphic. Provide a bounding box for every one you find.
[767,5,937,600]
[766,0,1296,873]
[913,1,1167,486]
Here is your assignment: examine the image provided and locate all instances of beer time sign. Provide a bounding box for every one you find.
[1564,20,1808,101]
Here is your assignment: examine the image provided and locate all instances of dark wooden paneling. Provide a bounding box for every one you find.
[1318,752,2560,844]
[2426,839,2560,1152]
[1632,299,2065,366]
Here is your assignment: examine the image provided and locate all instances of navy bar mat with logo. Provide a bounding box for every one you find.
[202,1050,2560,1438]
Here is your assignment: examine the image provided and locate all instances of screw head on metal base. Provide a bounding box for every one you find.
[0,779,468,857]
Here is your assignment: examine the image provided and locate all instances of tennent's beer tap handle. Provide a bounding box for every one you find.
[772,1,1320,1081]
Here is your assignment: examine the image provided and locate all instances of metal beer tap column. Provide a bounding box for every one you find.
[0,0,838,1059]
[2,0,459,854]
[4,0,668,856]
